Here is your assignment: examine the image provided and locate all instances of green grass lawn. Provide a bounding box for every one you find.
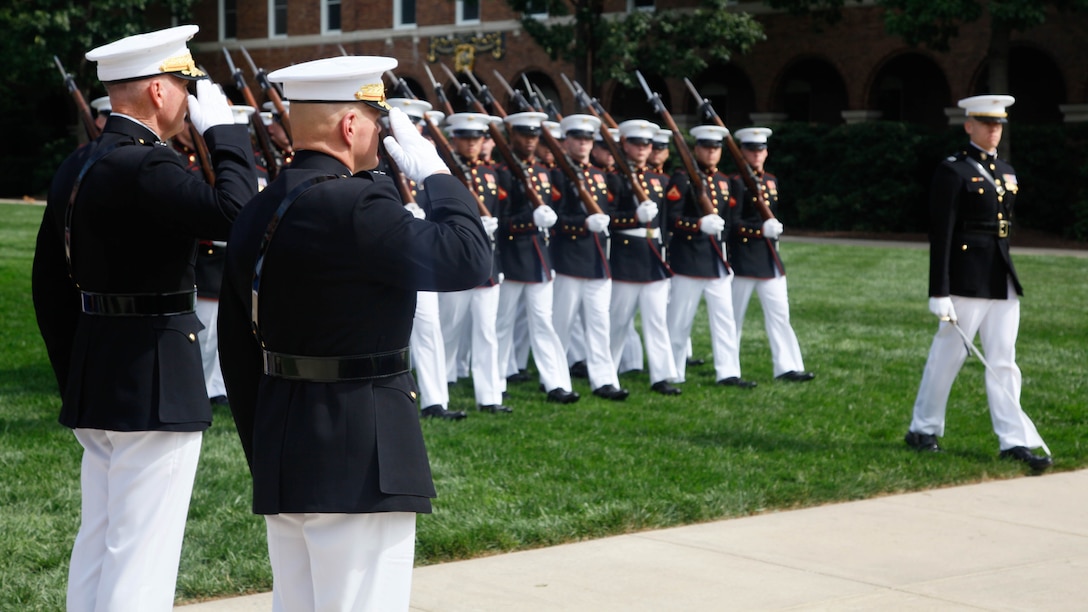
[2,202,1085,608]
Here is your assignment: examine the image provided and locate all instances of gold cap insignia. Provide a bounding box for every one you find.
[355,82,391,110]
[160,51,205,78]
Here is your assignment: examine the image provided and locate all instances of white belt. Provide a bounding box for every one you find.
[617,228,659,239]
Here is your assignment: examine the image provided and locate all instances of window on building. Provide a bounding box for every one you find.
[628,0,654,12]
[324,0,341,33]
[395,0,416,28]
[457,0,480,24]
[525,0,548,18]
[270,0,287,37]
[221,0,237,40]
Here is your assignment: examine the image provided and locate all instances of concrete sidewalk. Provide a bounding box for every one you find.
[179,468,1088,611]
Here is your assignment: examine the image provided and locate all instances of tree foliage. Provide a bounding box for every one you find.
[506,0,764,93]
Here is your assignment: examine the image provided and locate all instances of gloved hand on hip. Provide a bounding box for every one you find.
[383,107,449,183]
[698,214,725,235]
[532,205,558,229]
[636,200,658,223]
[187,80,234,135]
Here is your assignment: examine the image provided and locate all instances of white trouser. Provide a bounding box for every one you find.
[507,298,531,375]
[910,286,1047,450]
[439,285,503,406]
[265,512,416,612]
[553,274,620,390]
[195,298,225,399]
[496,280,572,392]
[566,309,587,365]
[68,429,202,612]
[732,275,805,376]
[668,272,741,383]
[618,321,644,373]
[410,291,448,409]
[610,280,677,384]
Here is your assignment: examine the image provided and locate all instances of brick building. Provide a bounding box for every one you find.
[188,0,1088,130]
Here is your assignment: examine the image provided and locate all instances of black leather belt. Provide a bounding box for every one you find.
[262,348,411,382]
[80,290,196,316]
[958,219,1011,238]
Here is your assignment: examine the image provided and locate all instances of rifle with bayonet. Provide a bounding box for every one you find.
[634,71,716,218]
[423,65,455,117]
[241,47,292,145]
[409,68,491,217]
[53,55,99,141]
[560,73,650,204]
[223,49,279,180]
[438,63,547,211]
[489,71,604,217]
[683,77,773,222]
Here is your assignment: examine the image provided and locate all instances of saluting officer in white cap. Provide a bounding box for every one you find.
[492,111,581,403]
[216,56,492,611]
[32,25,259,610]
[436,112,511,414]
[663,125,754,390]
[728,126,814,383]
[608,118,681,395]
[905,94,1051,471]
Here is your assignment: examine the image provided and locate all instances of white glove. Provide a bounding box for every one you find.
[481,215,499,238]
[761,217,784,239]
[585,213,610,233]
[382,107,448,183]
[698,214,725,235]
[928,297,957,322]
[533,205,558,229]
[636,200,658,223]
[187,80,234,135]
[405,202,426,220]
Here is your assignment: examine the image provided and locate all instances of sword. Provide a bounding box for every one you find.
[941,317,1051,456]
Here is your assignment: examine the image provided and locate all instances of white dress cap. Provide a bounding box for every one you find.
[90,96,112,114]
[269,56,398,112]
[504,111,548,134]
[259,111,274,127]
[86,25,205,83]
[262,100,291,114]
[446,112,493,137]
[230,105,256,125]
[559,114,602,138]
[734,127,773,145]
[424,110,446,126]
[653,128,673,145]
[958,94,1015,123]
[618,119,660,142]
[543,120,562,139]
[690,125,730,143]
[386,98,433,120]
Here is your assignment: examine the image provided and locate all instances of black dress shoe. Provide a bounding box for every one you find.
[507,370,531,384]
[777,370,816,382]
[479,404,513,414]
[421,405,467,421]
[1000,446,1053,471]
[651,381,681,396]
[569,361,589,379]
[686,357,706,367]
[717,377,757,389]
[592,384,630,401]
[546,388,580,404]
[904,431,940,452]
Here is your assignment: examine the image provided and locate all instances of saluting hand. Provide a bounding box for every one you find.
[383,107,449,184]
[187,80,234,135]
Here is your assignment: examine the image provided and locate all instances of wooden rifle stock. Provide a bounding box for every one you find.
[189,124,216,185]
[53,56,99,141]
[241,47,292,145]
[635,71,715,217]
[223,49,279,180]
[490,71,603,216]
[440,64,546,210]
[683,78,773,221]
